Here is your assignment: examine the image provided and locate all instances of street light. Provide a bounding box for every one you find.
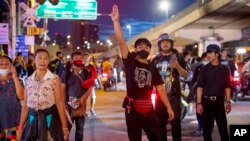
[87,43,90,49]
[67,35,71,39]
[159,1,170,19]
[126,25,132,39]
[66,55,70,59]
[107,39,112,50]
[106,39,111,44]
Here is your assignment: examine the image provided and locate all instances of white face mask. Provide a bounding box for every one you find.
[0,69,10,76]
[202,61,209,65]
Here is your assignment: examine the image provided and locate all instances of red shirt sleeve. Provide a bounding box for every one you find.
[81,65,97,89]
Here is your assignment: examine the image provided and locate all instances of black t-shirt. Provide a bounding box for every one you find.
[26,64,35,77]
[192,63,204,89]
[220,59,236,76]
[151,53,186,98]
[49,59,65,77]
[197,63,231,97]
[61,68,89,99]
[123,52,164,101]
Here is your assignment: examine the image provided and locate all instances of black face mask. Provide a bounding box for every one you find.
[136,50,150,59]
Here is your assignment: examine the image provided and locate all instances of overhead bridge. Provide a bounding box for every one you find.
[101,0,250,59]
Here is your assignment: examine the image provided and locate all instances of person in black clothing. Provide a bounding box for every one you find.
[182,50,194,103]
[13,52,27,78]
[220,49,236,76]
[26,53,35,76]
[152,33,188,141]
[49,51,65,77]
[196,44,231,141]
[61,52,92,141]
[192,52,209,135]
[111,5,174,141]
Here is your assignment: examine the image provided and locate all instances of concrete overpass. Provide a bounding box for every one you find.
[101,0,250,59]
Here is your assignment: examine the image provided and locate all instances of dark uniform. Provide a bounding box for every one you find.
[192,62,205,132]
[197,63,231,141]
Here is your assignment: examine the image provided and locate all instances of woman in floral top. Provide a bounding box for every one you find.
[0,55,24,140]
[19,49,69,141]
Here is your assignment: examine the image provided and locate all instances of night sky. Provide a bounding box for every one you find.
[1,0,196,41]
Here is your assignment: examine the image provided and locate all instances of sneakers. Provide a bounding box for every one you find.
[90,109,96,116]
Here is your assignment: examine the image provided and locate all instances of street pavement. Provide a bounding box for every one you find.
[68,86,250,141]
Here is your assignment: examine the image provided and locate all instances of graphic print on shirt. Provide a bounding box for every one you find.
[156,61,173,93]
[156,61,172,82]
[221,60,229,66]
[134,67,152,88]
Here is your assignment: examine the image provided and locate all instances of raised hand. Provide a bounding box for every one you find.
[111,5,119,22]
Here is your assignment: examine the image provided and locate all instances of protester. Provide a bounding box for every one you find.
[19,48,69,141]
[61,51,92,141]
[152,33,187,141]
[0,55,24,141]
[111,5,174,141]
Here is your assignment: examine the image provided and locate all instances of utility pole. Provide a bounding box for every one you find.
[11,0,17,59]
[3,0,16,58]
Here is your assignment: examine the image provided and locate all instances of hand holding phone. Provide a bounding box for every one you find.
[10,66,18,79]
[170,54,179,69]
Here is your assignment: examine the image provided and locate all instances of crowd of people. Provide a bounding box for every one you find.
[0,4,246,141]
[111,5,235,141]
[0,44,127,141]
[0,49,102,141]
